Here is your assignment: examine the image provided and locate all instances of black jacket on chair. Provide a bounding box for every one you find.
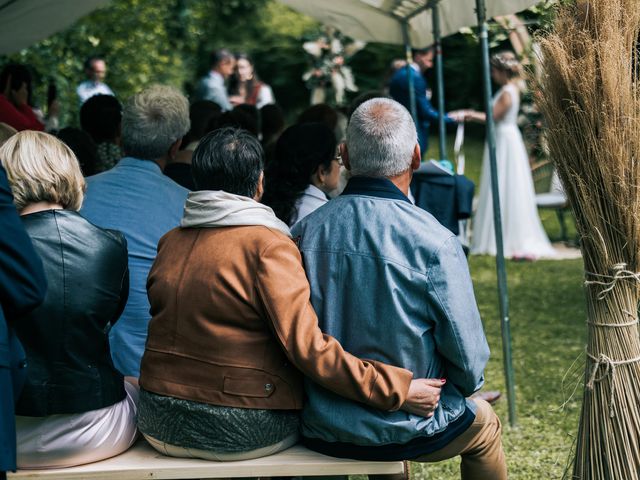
[15,209,129,416]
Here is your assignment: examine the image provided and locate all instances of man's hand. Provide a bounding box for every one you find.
[400,378,445,417]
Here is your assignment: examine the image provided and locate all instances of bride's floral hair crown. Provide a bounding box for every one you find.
[490,51,522,78]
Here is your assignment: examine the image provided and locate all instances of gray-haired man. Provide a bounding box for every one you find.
[81,85,190,377]
[292,98,506,479]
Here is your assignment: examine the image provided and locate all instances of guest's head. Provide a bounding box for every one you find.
[121,85,190,162]
[210,49,235,79]
[0,122,17,146]
[0,131,85,211]
[0,63,33,107]
[184,100,222,147]
[260,104,285,146]
[84,56,108,82]
[346,98,418,178]
[209,109,258,137]
[80,94,122,144]
[297,104,338,132]
[56,127,99,177]
[262,122,338,225]
[348,91,389,121]
[192,127,264,199]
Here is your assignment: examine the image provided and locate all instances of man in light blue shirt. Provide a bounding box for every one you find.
[292,98,506,478]
[81,85,189,377]
[77,56,115,104]
[193,49,236,111]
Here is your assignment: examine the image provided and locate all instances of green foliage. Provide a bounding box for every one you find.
[0,0,320,125]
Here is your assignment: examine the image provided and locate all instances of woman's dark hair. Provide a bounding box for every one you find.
[260,103,285,146]
[182,100,222,148]
[262,122,336,225]
[80,94,122,143]
[297,103,338,132]
[56,127,98,177]
[0,64,33,103]
[228,53,261,104]
[209,109,258,136]
[192,127,264,198]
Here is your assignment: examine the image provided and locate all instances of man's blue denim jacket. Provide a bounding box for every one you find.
[291,177,490,446]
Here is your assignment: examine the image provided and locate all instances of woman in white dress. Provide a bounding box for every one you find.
[464,52,555,259]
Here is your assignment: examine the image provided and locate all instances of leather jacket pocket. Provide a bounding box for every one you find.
[223,375,276,398]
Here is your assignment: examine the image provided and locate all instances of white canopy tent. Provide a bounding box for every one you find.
[280,0,538,46]
[0,0,109,55]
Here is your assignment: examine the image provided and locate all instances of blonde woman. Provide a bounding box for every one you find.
[462,51,555,259]
[0,131,137,469]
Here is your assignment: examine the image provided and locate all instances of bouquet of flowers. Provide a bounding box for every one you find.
[302,27,365,106]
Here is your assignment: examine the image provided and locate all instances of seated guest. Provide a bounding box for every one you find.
[292,98,507,479]
[0,160,46,480]
[138,127,444,462]
[80,94,123,172]
[0,64,44,132]
[165,100,222,190]
[81,85,190,377]
[260,104,284,145]
[0,131,136,469]
[262,123,341,226]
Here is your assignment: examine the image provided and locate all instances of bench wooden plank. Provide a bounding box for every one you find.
[9,441,404,479]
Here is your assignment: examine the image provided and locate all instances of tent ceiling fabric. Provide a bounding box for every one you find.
[0,0,110,55]
[280,0,540,45]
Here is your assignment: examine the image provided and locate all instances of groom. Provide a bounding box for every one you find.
[389,46,457,155]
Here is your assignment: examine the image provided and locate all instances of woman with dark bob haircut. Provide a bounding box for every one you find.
[262,122,341,226]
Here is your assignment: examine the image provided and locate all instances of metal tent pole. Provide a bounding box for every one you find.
[401,20,418,126]
[475,0,517,427]
[432,2,447,161]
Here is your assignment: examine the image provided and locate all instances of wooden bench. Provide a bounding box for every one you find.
[8,440,405,479]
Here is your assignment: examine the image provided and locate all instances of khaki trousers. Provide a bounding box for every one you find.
[372,398,506,480]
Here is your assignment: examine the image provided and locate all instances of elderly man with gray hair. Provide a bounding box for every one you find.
[81,85,190,378]
[291,98,507,480]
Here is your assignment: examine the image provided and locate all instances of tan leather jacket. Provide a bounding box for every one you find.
[139,225,412,411]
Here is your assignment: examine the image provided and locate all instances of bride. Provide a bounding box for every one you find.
[460,51,555,259]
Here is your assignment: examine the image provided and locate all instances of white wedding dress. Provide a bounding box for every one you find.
[471,83,556,258]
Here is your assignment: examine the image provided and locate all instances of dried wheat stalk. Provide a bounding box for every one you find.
[537,0,640,478]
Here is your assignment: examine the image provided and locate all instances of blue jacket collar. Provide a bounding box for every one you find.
[341,176,411,204]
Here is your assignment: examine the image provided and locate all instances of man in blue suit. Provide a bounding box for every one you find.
[0,164,46,479]
[389,47,456,155]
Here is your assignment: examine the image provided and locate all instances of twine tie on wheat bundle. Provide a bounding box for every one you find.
[584,263,640,300]
[583,263,640,418]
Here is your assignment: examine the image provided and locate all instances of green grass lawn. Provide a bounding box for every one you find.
[410,135,586,479]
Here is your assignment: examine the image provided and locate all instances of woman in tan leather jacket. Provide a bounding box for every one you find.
[138,127,443,461]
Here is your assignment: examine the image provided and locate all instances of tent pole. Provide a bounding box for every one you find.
[432,2,447,161]
[475,0,517,427]
[401,21,418,129]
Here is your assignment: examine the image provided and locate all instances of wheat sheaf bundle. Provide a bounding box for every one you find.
[537,0,640,478]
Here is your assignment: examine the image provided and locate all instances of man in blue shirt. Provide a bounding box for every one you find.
[81,85,190,377]
[292,98,506,479]
[389,47,456,155]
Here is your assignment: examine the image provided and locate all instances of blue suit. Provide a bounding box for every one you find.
[389,65,455,154]
[0,165,46,473]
